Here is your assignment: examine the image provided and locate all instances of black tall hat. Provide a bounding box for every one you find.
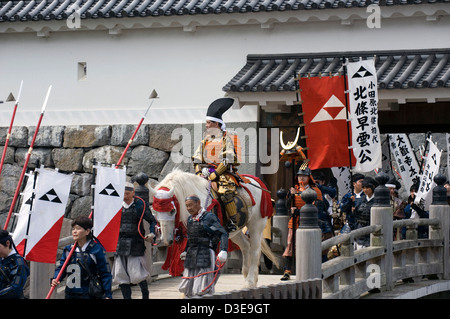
[206,98,234,130]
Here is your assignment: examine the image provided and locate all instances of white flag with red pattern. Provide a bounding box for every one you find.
[93,165,126,252]
[23,168,73,263]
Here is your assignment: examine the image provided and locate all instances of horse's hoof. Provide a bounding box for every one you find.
[244,283,256,289]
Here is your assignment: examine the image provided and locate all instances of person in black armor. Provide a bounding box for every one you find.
[0,230,29,299]
[178,194,229,297]
[51,216,112,299]
[112,182,157,299]
[354,177,378,249]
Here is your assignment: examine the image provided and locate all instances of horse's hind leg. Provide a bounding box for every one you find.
[230,231,250,279]
[245,232,264,288]
[244,216,268,288]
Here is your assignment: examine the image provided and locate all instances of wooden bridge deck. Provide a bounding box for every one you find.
[112,274,284,299]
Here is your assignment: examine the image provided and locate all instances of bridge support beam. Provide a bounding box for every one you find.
[296,187,321,281]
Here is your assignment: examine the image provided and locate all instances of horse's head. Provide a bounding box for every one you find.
[149,170,209,246]
[149,186,177,246]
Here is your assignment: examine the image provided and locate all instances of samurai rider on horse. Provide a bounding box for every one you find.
[192,97,243,233]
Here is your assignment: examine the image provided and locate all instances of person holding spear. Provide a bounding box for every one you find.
[51,216,112,299]
[46,90,158,299]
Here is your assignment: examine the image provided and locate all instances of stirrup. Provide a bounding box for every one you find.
[227,219,237,232]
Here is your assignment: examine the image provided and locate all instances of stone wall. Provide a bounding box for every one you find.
[0,122,258,226]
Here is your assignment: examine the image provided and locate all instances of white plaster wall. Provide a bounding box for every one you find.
[0,6,448,126]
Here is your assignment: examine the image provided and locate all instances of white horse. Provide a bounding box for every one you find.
[149,169,279,288]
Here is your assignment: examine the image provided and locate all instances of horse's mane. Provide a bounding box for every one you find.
[155,169,210,225]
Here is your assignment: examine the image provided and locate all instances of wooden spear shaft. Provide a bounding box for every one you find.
[46,94,156,299]
[3,85,51,231]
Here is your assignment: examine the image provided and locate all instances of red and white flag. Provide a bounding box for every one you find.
[300,76,356,170]
[93,165,126,252]
[20,168,73,263]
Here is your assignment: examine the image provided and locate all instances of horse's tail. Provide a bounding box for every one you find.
[261,237,280,269]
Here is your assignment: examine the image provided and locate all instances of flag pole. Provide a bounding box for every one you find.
[342,57,354,194]
[0,81,23,176]
[46,89,158,299]
[115,89,158,168]
[3,85,52,231]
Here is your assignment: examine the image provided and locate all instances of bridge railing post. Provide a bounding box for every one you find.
[295,187,322,282]
[428,174,450,280]
[272,188,290,249]
[370,172,393,291]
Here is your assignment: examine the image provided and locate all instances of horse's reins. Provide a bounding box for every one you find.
[180,181,226,293]
[181,258,226,293]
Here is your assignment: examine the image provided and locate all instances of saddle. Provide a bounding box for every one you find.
[208,180,253,232]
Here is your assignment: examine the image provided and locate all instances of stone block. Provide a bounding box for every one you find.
[69,196,92,219]
[0,127,28,147]
[28,126,64,147]
[111,124,149,146]
[149,124,182,152]
[127,145,169,178]
[15,147,53,168]
[52,148,84,172]
[63,125,111,148]
[0,146,15,164]
[70,173,93,197]
[82,145,126,173]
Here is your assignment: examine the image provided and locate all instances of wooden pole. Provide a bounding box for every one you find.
[3,85,51,231]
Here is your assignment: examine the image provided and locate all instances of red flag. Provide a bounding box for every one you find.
[300,76,356,170]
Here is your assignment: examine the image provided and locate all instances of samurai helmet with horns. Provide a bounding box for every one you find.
[206,97,234,131]
[280,128,300,151]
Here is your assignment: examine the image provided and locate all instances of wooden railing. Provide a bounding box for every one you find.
[319,173,449,299]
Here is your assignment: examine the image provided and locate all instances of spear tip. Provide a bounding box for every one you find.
[6,93,15,102]
[149,89,158,99]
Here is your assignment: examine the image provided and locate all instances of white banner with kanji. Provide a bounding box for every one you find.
[414,137,442,210]
[388,133,421,192]
[93,165,126,252]
[24,168,73,263]
[347,59,382,173]
[331,166,351,198]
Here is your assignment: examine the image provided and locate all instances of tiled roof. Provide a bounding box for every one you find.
[0,0,446,22]
[223,49,450,92]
